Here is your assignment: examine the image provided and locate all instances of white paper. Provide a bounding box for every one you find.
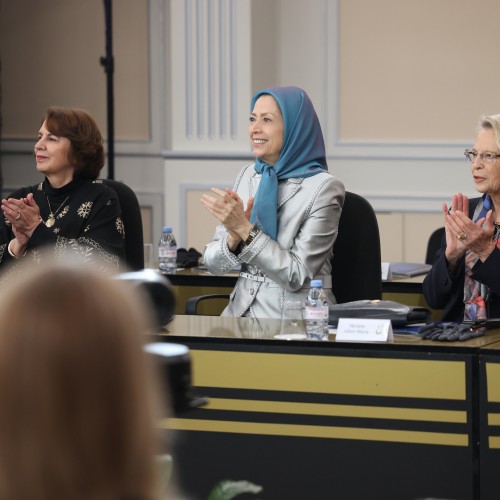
[381,262,391,281]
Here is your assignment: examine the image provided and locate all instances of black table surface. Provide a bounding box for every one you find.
[163,267,426,294]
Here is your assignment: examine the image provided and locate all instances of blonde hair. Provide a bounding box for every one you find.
[479,114,500,150]
[0,260,165,500]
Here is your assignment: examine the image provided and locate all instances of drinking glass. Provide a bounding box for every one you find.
[275,300,306,340]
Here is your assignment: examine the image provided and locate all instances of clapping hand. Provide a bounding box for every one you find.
[443,193,496,268]
[201,188,254,251]
[1,193,42,253]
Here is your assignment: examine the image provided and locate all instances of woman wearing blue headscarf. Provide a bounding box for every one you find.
[202,86,345,318]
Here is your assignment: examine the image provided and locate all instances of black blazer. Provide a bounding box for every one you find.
[423,197,500,321]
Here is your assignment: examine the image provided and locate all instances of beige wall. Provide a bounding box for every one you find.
[1,0,150,141]
[338,0,499,142]
[2,0,499,261]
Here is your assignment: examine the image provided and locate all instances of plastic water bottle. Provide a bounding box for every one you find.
[159,226,177,273]
[305,279,329,340]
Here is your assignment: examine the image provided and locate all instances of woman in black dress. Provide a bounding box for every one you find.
[0,106,125,274]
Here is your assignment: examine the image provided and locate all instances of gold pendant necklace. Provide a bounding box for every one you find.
[44,193,70,228]
[46,215,56,228]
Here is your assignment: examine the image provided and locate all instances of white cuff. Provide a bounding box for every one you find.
[7,240,26,259]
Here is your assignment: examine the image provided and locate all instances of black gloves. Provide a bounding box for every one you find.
[418,322,487,341]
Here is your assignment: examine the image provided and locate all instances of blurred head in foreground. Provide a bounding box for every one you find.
[0,259,166,500]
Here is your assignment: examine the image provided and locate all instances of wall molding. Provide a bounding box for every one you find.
[136,191,164,250]
[178,181,228,246]
[325,0,471,160]
[1,140,468,163]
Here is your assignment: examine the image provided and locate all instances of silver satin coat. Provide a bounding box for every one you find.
[203,163,345,318]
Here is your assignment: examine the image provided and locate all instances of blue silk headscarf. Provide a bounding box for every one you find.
[249,86,328,240]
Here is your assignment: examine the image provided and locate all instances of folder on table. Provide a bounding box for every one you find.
[390,262,432,277]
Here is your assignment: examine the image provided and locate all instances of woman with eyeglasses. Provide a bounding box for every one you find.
[423,114,500,322]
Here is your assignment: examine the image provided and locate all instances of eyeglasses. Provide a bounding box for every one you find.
[464,149,500,164]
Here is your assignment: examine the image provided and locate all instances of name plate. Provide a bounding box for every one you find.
[336,318,394,342]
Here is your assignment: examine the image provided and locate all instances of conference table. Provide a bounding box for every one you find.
[155,314,500,500]
[165,268,431,316]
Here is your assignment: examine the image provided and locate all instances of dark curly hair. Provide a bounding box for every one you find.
[43,107,105,180]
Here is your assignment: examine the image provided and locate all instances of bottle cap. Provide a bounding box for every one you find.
[163,226,172,233]
[310,279,323,287]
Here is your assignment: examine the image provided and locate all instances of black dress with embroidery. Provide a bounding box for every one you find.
[0,178,125,273]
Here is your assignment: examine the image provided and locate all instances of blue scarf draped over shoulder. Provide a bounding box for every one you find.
[250,86,328,240]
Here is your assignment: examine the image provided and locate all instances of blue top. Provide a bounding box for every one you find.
[476,193,492,222]
[250,86,328,240]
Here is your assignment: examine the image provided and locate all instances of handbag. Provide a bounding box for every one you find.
[328,299,431,327]
[176,248,202,268]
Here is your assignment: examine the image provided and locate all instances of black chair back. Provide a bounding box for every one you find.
[103,179,144,271]
[425,227,445,265]
[331,191,382,303]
